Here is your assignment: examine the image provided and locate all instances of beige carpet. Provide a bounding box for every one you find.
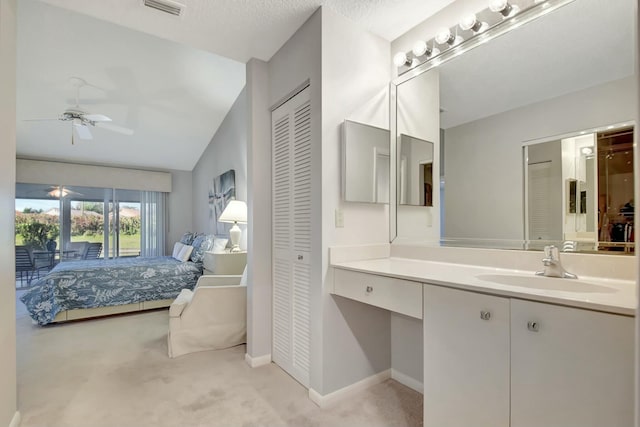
[16,309,422,427]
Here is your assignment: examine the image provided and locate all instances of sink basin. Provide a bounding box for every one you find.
[476,274,617,294]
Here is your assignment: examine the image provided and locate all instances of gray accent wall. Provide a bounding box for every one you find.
[191,87,247,246]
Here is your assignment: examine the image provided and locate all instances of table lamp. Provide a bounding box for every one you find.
[218,200,247,252]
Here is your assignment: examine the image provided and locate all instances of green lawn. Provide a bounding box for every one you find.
[16,233,141,256]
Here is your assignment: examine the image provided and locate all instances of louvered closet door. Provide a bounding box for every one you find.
[272,86,311,387]
[528,162,552,240]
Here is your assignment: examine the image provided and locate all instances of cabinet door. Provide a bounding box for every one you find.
[424,285,510,427]
[511,299,634,427]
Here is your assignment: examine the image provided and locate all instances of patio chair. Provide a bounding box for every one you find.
[15,246,35,287]
[84,242,102,259]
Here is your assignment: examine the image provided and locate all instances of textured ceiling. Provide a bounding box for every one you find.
[38,0,457,62]
[438,0,635,129]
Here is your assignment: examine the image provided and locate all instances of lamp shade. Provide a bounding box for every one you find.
[219,200,247,224]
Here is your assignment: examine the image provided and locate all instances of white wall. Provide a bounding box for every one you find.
[445,76,636,240]
[0,1,17,426]
[191,87,247,247]
[321,6,393,395]
[245,58,272,360]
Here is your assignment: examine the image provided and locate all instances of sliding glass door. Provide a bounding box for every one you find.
[16,183,163,262]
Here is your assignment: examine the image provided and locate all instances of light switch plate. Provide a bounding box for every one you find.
[335,208,344,228]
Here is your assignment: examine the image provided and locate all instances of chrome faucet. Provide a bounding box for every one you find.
[535,245,578,279]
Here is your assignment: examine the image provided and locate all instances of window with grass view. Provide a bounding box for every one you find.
[15,184,163,259]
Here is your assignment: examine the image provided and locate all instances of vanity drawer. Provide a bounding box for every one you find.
[333,268,423,319]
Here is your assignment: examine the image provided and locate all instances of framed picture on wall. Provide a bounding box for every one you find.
[209,169,236,235]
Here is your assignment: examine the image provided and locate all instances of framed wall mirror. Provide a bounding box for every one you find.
[390,0,636,254]
[342,120,390,204]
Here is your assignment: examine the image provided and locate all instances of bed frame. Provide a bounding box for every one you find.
[52,298,174,323]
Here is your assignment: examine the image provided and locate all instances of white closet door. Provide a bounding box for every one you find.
[528,162,552,240]
[272,86,311,387]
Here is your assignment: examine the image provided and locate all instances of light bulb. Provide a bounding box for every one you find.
[489,0,508,12]
[393,51,409,67]
[435,28,453,45]
[459,15,477,30]
[459,14,489,33]
[490,0,519,17]
[581,147,594,155]
[412,40,428,57]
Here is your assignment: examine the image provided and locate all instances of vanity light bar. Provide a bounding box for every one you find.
[393,0,577,82]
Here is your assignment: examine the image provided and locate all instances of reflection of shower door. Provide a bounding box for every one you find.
[528,162,553,241]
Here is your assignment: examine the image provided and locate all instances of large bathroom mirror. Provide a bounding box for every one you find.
[342,120,390,203]
[392,0,636,254]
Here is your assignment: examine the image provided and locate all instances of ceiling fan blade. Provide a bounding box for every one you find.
[73,123,93,140]
[95,122,134,135]
[84,113,112,122]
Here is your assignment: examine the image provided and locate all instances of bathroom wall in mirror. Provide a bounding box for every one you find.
[525,123,634,253]
[398,134,434,207]
[391,0,636,254]
[342,120,390,204]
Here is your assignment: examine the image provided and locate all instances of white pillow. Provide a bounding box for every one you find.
[174,244,194,262]
[172,242,185,258]
[240,265,248,286]
[212,238,229,253]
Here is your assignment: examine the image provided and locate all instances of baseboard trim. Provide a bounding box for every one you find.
[8,411,21,427]
[244,353,271,368]
[309,369,391,408]
[391,369,423,394]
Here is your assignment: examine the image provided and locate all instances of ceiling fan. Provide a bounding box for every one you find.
[24,77,134,144]
[26,185,83,198]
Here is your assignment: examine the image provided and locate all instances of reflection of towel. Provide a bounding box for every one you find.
[625,223,634,242]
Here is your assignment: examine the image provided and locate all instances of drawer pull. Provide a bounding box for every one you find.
[297,255,304,261]
[480,310,491,321]
[365,286,373,293]
[527,321,539,332]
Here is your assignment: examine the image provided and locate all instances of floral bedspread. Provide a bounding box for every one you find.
[20,256,202,325]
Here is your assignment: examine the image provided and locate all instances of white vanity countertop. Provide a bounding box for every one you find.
[331,257,637,316]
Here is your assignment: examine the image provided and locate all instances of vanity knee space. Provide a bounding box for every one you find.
[423,284,634,427]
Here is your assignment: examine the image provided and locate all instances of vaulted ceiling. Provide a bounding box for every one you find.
[18,0,456,171]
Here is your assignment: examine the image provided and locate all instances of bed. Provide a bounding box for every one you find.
[20,256,202,325]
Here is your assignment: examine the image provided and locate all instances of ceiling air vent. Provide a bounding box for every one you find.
[143,0,185,17]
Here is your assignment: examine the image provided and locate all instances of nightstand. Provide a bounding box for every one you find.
[202,251,247,275]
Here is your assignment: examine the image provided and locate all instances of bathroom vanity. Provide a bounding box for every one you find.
[330,249,635,427]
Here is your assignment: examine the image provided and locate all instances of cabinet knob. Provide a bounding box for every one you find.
[297,255,303,261]
[480,310,491,321]
[527,321,540,332]
[365,286,373,293]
